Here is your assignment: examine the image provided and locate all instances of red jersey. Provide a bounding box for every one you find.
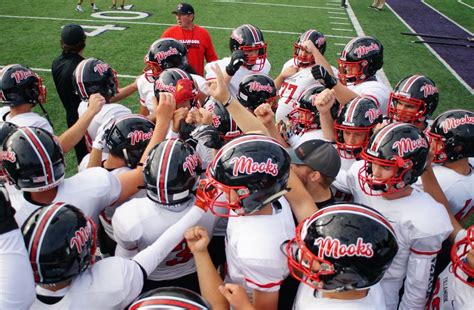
[162,25,218,76]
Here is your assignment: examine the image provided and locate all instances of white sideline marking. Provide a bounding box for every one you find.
[345,3,391,87]
[328,11,347,15]
[0,65,138,79]
[422,1,473,35]
[0,14,354,39]
[211,0,344,10]
[385,3,473,94]
[329,16,348,20]
[334,43,347,46]
[331,28,354,32]
[458,0,474,9]
[331,22,351,25]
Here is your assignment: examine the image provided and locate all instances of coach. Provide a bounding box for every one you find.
[162,3,218,76]
[51,24,88,163]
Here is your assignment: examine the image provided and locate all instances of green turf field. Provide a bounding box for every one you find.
[0,0,472,176]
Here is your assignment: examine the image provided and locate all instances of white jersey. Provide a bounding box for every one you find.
[421,164,473,222]
[113,198,216,281]
[287,129,326,148]
[30,257,144,310]
[225,197,295,296]
[205,57,271,97]
[275,59,336,123]
[77,101,131,149]
[0,229,35,310]
[427,263,474,310]
[293,283,386,310]
[348,79,390,115]
[331,156,356,203]
[77,153,109,172]
[137,72,208,114]
[341,160,453,309]
[0,107,53,134]
[10,167,121,226]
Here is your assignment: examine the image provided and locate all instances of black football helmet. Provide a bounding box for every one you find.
[285,203,398,291]
[0,64,47,106]
[73,58,119,101]
[203,96,241,142]
[359,122,429,195]
[0,122,18,180]
[2,127,65,192]
[294,29,327,67]
[451,226,474,288]
[338,36,383,85]
[144,138,200,205]
[22,203,96,284]
[236,74,277,111]
[285,85,339,138]
[154,68,198,107]
[201,134,290,217]
[106,114,155,168]
[129,286,211,309]
[427,109,474,163]
[388,75,439,124]
[144,38,189,82]
[229,24,267,71]
[335,96,382,159]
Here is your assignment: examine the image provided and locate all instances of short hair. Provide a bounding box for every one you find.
[60,40,85,54]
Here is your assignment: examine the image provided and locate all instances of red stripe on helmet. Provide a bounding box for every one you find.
[158,139,178,204]
[21,128,53,185]
[400,75,422,94]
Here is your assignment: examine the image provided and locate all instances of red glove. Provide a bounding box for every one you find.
[173,79,195,107]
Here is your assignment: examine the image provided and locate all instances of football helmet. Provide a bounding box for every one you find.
[427,109,474,163]
[129,286,211,310]
[0,122,18,180]
[285,85,338,138]
[144,38,188,82]
[236,74,277,111]
[2,127,65,192]
[22,203,96,284]
[154,68,198,107]
[0,64,47,106]
[334,96,382,159]
[451,226,474,288]
[388,75,439,124]
[338,36,383,85]
[294,29,327,67]
[285,203,398,291]
[229,24,267,71]
[359,122,429,195]
[203,96,241,142]
[106,114,155,168]
[201,134,290,217]
[143,138,200,205]
[73,58,119,101]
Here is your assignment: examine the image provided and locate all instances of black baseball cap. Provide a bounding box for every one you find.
[61,24,86,45]
[287,139,341,178]
[172,3,195,15]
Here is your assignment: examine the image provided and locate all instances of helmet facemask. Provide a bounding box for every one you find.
[334,125,373,160]
[287,107,318,136]
[337,59,368,85]
[239,42,267,72]
[293,43,315,68]
[388,93,427,124]
[451,227,474,287]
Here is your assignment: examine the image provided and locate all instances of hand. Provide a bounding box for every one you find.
[174,79,195,107]
[313,89,336,114]
[254,103,276,127]
[206,64,231,105]
[92,117,115,151]
[172,107,189,133]
[218,283,254,310]
[311,65,337,89]
[226,50,246,76]
[184,226,210,254]
[303,39,318,54]
[191,125,223,149]
[87,93,106,115]
[0,187,17,234]
[198,108,213,126]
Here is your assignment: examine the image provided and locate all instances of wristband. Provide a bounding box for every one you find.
[223,95,233,108]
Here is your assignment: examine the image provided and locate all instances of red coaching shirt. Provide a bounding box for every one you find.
[162,25,218,76]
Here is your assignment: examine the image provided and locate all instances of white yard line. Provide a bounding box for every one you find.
[211,0,344,10]
[0,14,354,39]
[385,3,473,94]
[458,0,474,10]
[331,28,354,32]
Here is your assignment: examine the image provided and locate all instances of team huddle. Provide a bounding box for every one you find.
[0,17,473,310]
